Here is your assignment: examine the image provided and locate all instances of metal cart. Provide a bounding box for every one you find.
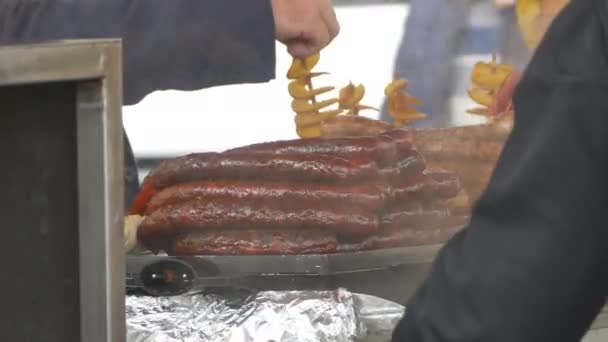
[0,39,125,342]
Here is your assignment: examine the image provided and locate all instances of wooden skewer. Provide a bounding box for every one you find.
[306,76,318,106]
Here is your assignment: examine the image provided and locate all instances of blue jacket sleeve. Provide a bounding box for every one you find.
[0,0,276,105]
[392,0,608,340]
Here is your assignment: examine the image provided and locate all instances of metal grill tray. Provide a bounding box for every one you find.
[128,244,442,276]
[127,245,443,302]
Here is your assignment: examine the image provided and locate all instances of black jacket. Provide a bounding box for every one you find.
[393,0,608,340]
[0,0,276,208]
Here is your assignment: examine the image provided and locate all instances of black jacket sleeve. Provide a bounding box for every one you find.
[393,0,608,340]
[0,0,276,105]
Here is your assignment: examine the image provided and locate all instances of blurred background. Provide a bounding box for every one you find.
[124,0,526,180]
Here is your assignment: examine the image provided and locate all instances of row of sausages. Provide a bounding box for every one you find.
[132,129,467,255]
[130,129,415,215]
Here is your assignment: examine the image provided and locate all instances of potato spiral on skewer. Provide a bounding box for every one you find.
[384,78,425,127]
[467,53,521,121]
[338,83,378,116]
[287,53,377,138]
[287,53,340,138]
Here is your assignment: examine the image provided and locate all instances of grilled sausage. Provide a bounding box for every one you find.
[145,152,379,188]
[371,225,465,249]
[388,169,461,206]
[378,151,427,185]
[137,198,379,248]
[338,213,468,252]
[379,129,414,157]
[145,180,388,215]
[170,228,337,255]
[379,207,468,231]
[225,135,399,166]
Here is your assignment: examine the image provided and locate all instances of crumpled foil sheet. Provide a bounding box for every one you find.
[126,289,405,342]
[353,294,404,341]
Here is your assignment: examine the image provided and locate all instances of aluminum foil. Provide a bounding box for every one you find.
[126,289,404,342]
[353,294,404,342]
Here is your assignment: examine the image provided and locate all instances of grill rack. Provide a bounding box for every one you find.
[127,244,442,303]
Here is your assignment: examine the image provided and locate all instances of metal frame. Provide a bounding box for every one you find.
[0,39,125,342]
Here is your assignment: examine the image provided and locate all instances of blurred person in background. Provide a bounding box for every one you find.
[0,0,340,210]
[379,0,481,129]
[495,0,531,68]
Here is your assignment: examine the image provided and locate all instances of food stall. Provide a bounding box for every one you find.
[0,38,449,342]
[3,2,608,338]
[0,38,464,342]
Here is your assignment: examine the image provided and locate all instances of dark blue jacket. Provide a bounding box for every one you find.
[0,0,276,208]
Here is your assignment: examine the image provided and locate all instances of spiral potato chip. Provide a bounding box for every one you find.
[384,79,425,127]
[467,54,520,121]
[286,53,377,138]
[287,53,340,138]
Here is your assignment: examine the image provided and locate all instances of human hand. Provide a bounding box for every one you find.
[494,0,515,9]
[271,0,340,58]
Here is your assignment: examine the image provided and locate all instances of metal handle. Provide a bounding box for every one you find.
[128,258,197,296]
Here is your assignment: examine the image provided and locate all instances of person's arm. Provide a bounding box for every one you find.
[0,0,276,105]
[393,0,608,340]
